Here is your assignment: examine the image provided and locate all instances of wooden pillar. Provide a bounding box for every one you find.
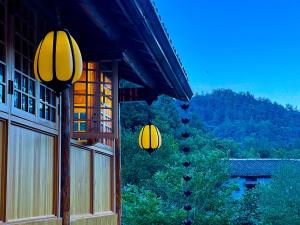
[115,137,122,225]
[112,60,122,225]
[61,89,71,225]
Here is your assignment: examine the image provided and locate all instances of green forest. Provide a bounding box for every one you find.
[120,90,300,225]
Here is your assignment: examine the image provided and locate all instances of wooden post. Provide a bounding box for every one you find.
[61,89,71,225]
[115,137,122,225]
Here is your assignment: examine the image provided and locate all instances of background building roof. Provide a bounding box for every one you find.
[226,159,300,177]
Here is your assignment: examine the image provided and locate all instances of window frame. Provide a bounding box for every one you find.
[0,0,8,113]
[71,60,119,144]
[5,0,59,131]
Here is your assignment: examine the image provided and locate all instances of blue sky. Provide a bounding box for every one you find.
[153,0,300,107]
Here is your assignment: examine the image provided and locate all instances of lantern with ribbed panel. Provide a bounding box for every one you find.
[138,123,162,154]
[34,29,82,94]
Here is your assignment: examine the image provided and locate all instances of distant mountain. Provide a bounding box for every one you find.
[188,89,300,157]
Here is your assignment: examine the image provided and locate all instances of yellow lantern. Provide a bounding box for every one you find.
[138,123,162,154]
[34,29,83,93]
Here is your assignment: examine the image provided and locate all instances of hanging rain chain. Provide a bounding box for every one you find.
[180,102,193,225]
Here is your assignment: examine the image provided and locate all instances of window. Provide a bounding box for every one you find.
[72,61,116,147]
[13,1,37,113]
[0,0,6,105]
[12,0,57,124]
[39,85,56,122]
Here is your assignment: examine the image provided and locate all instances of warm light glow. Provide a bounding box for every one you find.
[73,62,113,146]
[34,29,83,93]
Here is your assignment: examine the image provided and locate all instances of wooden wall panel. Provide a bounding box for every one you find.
[71,214,117,225]
[7,218,62,225]
[0,120,4,221]
[94,153,112,213]
[6,125,55,221]
[70,146,91,216]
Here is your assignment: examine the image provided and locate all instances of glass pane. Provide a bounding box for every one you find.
[80,70,86,81]
[28,97,35,114]
[14,91,21,108]
[15,53,21,70]
[29,79,34,96]
[0,84,4,103]
[0,64,4,82]
[103,122,113,133]
[88,63,96,70]
[46,89,51,104]
[14,35,22,52]
[22,57,28,74]
[22,40,28,57]
[80,112,87,120]
[14,72,21,89]
[21,76,28,93]
[39,103,45,118]
[29,61,33,76]
[40,86,45,101]
[101,108,112,120]
[74,122,78,132]
[50,107,56,122]
[87,70,96,83]
[0,23,4,42]
[74,94,86,105]
[0,43,4,62]
[45,104,49,120]
[51,92,56,106]
[74,82,86,92]
[74,112,79,120]
[21,94,28,111]
[80,122,87,131]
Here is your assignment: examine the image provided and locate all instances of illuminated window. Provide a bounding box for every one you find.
[72,61,115,147]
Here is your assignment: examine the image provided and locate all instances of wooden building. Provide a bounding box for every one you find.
[0,1,192,225]
[227,159,300,199]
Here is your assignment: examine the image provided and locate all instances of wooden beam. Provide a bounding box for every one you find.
[79,0,120,42]
[119,87,158,105]
[122,50,156,88]
[61,89,71,225]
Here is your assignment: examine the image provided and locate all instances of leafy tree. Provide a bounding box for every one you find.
[121,95,239,225]
[256,165,300,224]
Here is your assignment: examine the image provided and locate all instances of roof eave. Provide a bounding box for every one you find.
[119,0,193,100]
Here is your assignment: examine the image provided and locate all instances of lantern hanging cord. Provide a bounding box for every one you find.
[147,104,153,123]
[55,3,62,28]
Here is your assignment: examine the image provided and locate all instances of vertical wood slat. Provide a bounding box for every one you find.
[94,153,112,213]
[6,124,55,221]
[70,146,91,216]
[71,214,117,225]
[0,120,5,221]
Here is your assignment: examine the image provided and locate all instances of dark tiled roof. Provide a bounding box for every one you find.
[226,159,300,177]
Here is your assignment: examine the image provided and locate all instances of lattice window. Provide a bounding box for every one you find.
[13,0,57,123]
[0,0,6,104]
[13,1,36,113]
[72,62,114,147]
[39,85,56,122]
